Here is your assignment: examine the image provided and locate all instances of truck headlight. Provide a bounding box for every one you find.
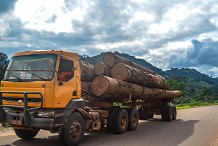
[37,111,55,118]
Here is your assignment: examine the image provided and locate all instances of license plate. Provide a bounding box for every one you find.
[10,120,22,126]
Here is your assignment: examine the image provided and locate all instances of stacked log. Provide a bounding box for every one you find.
[94,62,110,76]
[111,63,170,89]
[80,60,95,81]
[103,52,156,75]
[91,76,182,100]
[80,52,182,102]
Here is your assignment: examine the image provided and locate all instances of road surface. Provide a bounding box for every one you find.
[0,105,218,146]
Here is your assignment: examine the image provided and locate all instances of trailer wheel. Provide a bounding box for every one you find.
[172,106,177,120]
[107,106,119,133]
[127,108,139,131]
[64,112,85,146]
[113,109,128,134]
[15,129,39,140]
[162,106,173,121]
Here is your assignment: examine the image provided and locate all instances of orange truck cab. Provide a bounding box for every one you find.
[0,50,86,145]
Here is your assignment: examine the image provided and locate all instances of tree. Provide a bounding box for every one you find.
[0,52,8,62]
[0,52,8,80]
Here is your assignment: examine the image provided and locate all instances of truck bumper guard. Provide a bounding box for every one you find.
[0,91,43,126]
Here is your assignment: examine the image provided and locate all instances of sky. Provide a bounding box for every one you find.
[0,0,218,77]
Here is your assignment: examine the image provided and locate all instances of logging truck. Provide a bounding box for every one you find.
[0,50,182,145]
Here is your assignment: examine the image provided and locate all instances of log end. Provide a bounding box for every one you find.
[111,63,129,81]
[92,76,110,96]
[103,52,115,67]
[94,62,107,75]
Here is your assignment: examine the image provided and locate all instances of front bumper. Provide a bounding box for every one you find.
[2,109,65,130]
[0,91,64,130]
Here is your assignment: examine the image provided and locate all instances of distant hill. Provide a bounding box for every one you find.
[165,68,215,84]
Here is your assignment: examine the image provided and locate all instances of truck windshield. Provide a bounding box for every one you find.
[4,54,57,82]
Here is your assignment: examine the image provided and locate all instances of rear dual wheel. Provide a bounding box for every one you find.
[127,108,139,131]
[113,109,129,134]
[107,107,139,134]
[161,105,177,121]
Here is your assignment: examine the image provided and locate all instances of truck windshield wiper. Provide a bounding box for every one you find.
[7,71,23,81]
[26,71,47,81]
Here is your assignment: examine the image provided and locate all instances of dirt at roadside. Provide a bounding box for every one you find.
[0,125,14,137]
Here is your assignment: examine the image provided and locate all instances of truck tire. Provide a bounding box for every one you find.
[172,106,177,120]
[113,109,128,134]
[64,112,85,146]
[107,106,119,133]
[127,108,139,131]
[15,129,39,140]
[162,106,173,122]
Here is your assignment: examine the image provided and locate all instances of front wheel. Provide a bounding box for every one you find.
[61,112,85,146]
[15,129,39,140]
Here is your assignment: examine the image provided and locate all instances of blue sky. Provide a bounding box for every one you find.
[0,0,218,77]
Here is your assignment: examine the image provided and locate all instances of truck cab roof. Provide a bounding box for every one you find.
[13,50,79,59]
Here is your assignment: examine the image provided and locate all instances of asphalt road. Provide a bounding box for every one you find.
[1,105,218,146]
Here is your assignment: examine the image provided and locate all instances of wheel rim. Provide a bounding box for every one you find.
[70,121,81,140]
[121,114,127,129]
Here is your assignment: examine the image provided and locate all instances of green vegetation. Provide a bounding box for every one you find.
[167,77,218,109]
[177,101,218,110]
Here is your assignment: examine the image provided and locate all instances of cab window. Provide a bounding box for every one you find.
[58,58,74,82]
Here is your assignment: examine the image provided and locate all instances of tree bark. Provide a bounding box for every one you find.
[103,52,156,75]
[92,76,182,100]
[111,63,170,89]
[92,75,144,98]
[94,62,110,76]
[80,61,95,81]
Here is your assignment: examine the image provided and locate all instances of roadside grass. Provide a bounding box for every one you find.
[177,101,218,110]
[0,123,4,131]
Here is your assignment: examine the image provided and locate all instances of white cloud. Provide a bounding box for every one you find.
[14,0,90,33]
[1,0,218,77]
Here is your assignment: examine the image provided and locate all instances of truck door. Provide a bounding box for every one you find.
[54,56,80,108]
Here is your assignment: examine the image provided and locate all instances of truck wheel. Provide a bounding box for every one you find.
[127,108,139,131]
[172,106,177,120]
[15,129,39,140]
[107,106,119,133]
[64,112,85,146]
[113,109,128,134]
[162,106,173,121]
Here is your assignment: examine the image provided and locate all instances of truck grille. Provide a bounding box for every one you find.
[0,91,43,110]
